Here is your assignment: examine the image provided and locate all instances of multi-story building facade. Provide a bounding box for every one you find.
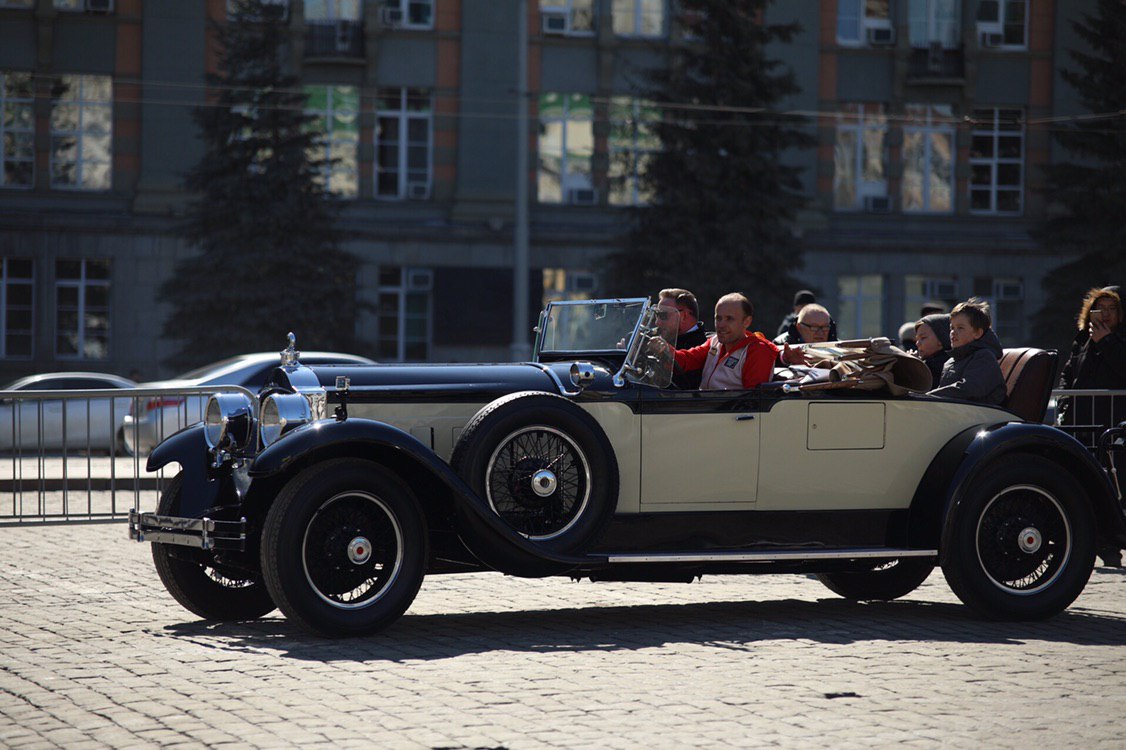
[0,0,1094,380]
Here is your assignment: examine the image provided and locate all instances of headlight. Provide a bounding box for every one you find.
[204,393,256,451]
[260,392,312,447]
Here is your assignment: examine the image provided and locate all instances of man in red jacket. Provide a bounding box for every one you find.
[673,293,789,390]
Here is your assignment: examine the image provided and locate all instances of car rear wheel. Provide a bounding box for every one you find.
[151,474,276,621]
[816,558,935,602]
[451,391,618,554]
[261,459,427,637]
[941,456,1095,620]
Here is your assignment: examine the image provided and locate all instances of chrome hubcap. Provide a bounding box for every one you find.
[531,469,557,497]
[347,536,372,565]
[1018,527,1042,554]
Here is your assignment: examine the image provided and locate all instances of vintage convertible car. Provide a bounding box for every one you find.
[129,298,1126,637]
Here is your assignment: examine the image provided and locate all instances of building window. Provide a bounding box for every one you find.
[837,0,892,46]
[838,274,885,340]
[540,0,595,36]
[228,0,289,21]
[50,75,112,191]
[901,104,954,214]
[1,258,34,359]
[612,0,665,37]
[970,108,1023,215]
[904,275,958,323]
[0,0,34,8]
[538,93,594,204]
[908,0,960,49]
[305,85,359,199]
[383,0,433,28]
[543,268,597,305]
[56,258,110,360]
[1,72,34,189]
[376,266,431,361]
[833,103,888,211]
[976,0,1027,48]
[375,88,431,200]
[304,0,360,20]
[608,97,659,207]
[984,277,1024,343]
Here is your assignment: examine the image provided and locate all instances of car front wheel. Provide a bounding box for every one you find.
[261,459,428,637]
[151,474,276,621]
[941,456,1095,620]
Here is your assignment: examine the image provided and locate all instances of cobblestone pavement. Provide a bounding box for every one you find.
[0,523,1123,749]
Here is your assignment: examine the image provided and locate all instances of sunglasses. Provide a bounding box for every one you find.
[799,323,830,333]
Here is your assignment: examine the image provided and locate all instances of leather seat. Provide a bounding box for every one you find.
[999,348,1058,423]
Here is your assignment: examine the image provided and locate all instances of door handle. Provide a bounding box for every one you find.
[736,414,755,421]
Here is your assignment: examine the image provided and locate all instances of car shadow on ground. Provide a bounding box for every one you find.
[158,592,1126,662]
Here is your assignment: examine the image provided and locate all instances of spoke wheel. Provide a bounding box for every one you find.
[302,490,404,609]
[451,392,618,554]
[975,485,1070,595]
[151,474,275,622]
[486,425,591,540]
[941,456,1094,620]
[262,459,427,637]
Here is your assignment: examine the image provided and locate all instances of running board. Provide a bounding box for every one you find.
[606,548,937,564]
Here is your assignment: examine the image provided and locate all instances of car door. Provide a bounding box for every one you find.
[638,388,762,511]
[16,378,67,450]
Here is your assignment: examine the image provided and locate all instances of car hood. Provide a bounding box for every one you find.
[274,362,564,401]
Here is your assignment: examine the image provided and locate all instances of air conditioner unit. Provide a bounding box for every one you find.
[85,0,113,13]
[866,26,894,46]
[863,195,892,213]
[979,31,1003,48]
[542,11,569,35]
[407,181,430,200]
[381,6,404,26]
[335,20,352,52]
[568,187,597,206]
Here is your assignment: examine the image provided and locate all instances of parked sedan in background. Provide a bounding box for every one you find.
[0,372,137,453]
[121,351,375,455]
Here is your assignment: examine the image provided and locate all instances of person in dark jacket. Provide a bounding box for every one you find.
[914,313,951,390]
[1055,286,1126,567]
[928,299,1006,405]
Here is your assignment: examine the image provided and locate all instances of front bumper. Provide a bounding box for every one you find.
[128,509,247,551]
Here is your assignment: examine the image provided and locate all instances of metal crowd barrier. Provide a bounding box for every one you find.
[0,386,256,526]
[1049,388,1126,451]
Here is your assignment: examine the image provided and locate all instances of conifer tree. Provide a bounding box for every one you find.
[1035,0,1126,346]
[602,0,814,321]
[161,0,362,369]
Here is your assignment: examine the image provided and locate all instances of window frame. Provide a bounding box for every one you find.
[305,84,360,199]
[303,0,361,21]
[837,0,893,47]
[833,103,889,211]
[540,0,596,37]
[837,274,886,340]
[608,97,659,207]
[975,0,1028,50]
[1,257,34,360]
[385,0,434,30]
[375,266,432,362]
[901,104,955,215]
[537,92,595,205]
[374,87,433,201]
[908,0,961,49]
[49,74,113,192]
[55,258,111,361]
[969,107,1024,216]
[0,71,35,190]
[611,0,666,39]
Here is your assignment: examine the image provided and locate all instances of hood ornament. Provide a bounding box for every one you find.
[280,332,301,366]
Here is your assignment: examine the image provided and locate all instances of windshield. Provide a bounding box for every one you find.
[535,299,649,356]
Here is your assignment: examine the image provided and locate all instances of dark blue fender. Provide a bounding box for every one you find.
[908,421,1126,552]
[249,418,597,577]
[145,423,225,518]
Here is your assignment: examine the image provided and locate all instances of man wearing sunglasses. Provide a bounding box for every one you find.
[657,288,707,349]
